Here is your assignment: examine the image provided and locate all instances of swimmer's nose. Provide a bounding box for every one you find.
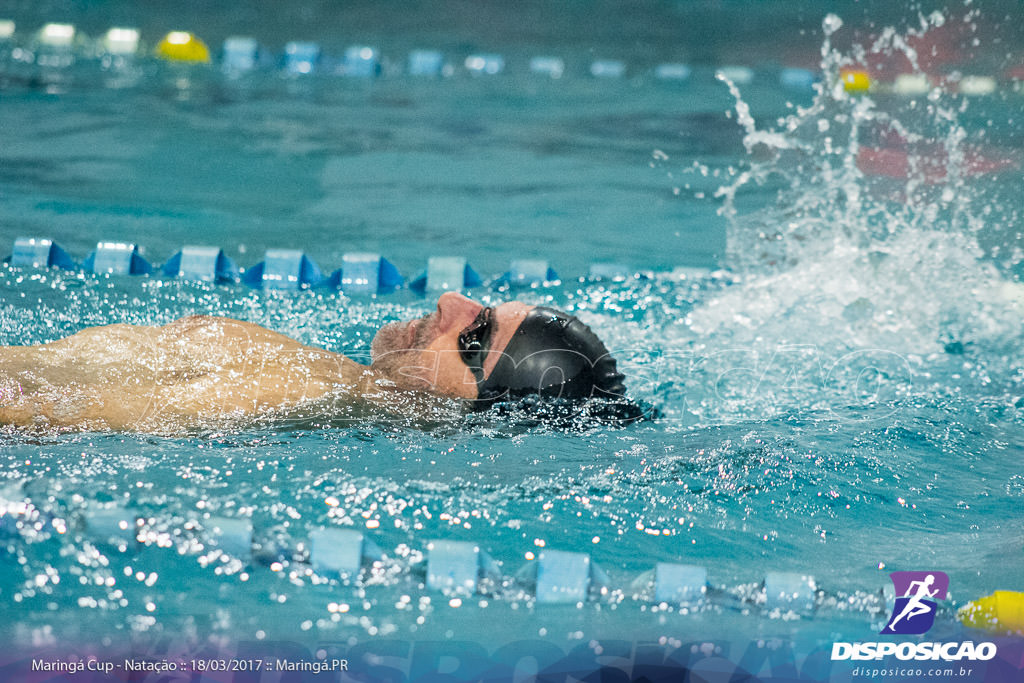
[436,292,482,332]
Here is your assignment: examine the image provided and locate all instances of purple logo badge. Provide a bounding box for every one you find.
[880,571,949,635]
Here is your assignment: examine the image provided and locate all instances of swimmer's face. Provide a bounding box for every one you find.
[370,292,533,399]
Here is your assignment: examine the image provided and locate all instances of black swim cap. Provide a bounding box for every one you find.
[475,306,627,404]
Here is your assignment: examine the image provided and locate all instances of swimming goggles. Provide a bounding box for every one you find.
[457,306,493,371]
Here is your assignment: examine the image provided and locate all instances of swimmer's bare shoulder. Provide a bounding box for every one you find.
[0,315,431,432]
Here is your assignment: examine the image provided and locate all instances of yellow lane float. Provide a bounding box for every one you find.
[958,590,1024,634]
[840,67,871,93]
[156,31,210,63]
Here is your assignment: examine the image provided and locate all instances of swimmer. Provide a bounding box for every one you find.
[0,293,633,432]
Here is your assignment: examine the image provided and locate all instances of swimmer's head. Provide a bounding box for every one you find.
[474,304,627,405]
[370,293,630,412]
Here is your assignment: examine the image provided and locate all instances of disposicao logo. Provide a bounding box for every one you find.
[880,571,949,635]
[831,570,998,663]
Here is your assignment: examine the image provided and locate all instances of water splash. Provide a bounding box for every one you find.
[682,12,1024,423]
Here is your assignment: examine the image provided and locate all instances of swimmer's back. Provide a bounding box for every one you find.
[0,316,367,431]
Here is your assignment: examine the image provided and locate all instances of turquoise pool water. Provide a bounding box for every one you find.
[1,3,1023,679]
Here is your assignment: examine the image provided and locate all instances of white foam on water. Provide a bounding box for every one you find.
[654,12,1024,425]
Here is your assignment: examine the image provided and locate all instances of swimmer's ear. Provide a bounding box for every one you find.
[562,316,627,398]
[591,353,627,398]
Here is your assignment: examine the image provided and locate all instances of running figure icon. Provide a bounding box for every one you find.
[881,571,949,635]
[887,575,938,629]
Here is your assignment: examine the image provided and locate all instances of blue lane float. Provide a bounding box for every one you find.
[518,549,610,604]
[38,22,74,48]
[780,67,817,91]
[655,563,708,604]
[464,54,504,76]
[654,63,691,81]
[529,56,564,79]
[763,571,817,613]
[162,245,238,283]
[283,41,320,75]
[221,36,260,73]
[102,28,140,58]
[344,46,380,77]
[493,259,558,288]
[83,505,138,546]
[3,236,686,294]
[309,528,363,577]
[83,241,153,275]
[7,237,76,270]
[409,256,482,294]
[0,486,57,541]
[426,539,501,595]
[309,527,384,579]
[590,60,626,79]
[203,516,254,562]
[5,24,1018,102]
[36,23,75,68]
[328,252,403,294]
[882,582,896,616]
[13,497,905,614]
[407,49,444,77]
[587,262,632,281]
[717,65,755,85]
[893,73,931,96]
[242,249,328,290]
[0,484,29,538]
